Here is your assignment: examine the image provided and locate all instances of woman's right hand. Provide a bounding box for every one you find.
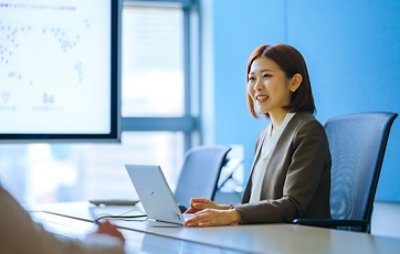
[184,198,229,214]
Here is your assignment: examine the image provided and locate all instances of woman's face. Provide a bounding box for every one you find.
[247,56,293,117]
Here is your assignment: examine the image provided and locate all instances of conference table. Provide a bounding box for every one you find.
[29,202,400,254]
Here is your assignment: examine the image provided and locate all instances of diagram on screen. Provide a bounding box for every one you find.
[0,1,111,133]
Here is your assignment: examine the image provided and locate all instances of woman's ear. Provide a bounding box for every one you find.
[289,73,303,93]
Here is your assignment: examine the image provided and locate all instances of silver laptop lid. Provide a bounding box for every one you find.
[125,164,185,225]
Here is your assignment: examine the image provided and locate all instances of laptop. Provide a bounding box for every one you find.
[125,164,192,227]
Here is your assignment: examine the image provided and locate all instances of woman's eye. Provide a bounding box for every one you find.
[248,76,255,81]
[263,74,272,78]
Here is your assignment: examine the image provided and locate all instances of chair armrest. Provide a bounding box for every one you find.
[292,218,369,232]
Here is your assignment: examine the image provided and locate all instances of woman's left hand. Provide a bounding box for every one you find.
[184,208,241,227]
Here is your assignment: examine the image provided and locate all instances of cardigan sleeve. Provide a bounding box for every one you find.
[234,119,331,224]
[0,186,125,254]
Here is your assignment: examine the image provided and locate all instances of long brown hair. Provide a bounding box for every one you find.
[246,44,316,118]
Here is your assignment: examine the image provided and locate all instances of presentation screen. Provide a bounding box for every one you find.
[0,0,120,142]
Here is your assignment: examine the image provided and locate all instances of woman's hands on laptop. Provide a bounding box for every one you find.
[184,198,223,213]
[184,198,241,227]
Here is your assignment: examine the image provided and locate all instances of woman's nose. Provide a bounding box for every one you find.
[254,79,263,91]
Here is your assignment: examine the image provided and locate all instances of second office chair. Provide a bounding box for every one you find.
[174,145,231,210]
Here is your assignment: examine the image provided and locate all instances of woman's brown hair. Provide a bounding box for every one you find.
[246,44,316,118]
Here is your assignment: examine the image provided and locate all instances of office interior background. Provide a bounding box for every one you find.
[1,0,399,237]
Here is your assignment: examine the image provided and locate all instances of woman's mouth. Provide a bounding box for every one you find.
[256,95,269,102]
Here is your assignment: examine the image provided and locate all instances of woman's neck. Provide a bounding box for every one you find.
[270,110,289,131]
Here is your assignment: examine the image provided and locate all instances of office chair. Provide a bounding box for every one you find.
[293,112,397,233]
[174,145,231,210]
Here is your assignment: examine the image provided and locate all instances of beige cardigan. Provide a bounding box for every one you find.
[235,112,331,224]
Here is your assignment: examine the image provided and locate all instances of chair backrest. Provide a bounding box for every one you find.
[325,112,397,226]
[174,145,231,208]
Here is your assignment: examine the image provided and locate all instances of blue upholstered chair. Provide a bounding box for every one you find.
[293,112,397,233]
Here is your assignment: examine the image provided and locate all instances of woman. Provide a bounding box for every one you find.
[185,44,331,227]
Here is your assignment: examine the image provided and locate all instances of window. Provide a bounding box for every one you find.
[0,0,200,205]
[122,6,184,117]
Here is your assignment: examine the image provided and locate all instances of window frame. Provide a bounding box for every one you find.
[121,0,200,151]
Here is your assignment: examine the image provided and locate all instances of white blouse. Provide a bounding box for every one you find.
[249,112,296,203]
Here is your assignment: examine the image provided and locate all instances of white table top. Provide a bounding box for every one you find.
[31,202,400,254]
